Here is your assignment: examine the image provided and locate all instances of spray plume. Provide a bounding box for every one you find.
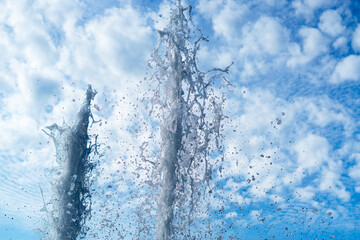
[146,1,233,239]
[43,85,97,240]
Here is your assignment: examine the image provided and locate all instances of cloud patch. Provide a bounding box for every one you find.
[318,9,344,37]
[330,55,360,84]
[288,27,329,67]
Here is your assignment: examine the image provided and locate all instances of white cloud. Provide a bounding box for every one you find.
[3,2,58,68]
[319,160,350,202]
[300,27,328,55]
[34,0,81,27]
[295,186,316,202]
[240,16,289,56]
[287,27,329,67]
[318,10,344,37]
[197,0,224,18]
[206,15,291,79]
[352,24,360,52]
[0,0,151,155]
[214,2,247,42]
[330,55,360,84]
[249,210,262,222]
[263,0,287,6]
[225,211,238,219]
[218,86,355,207]
[303,97,354,135]
[332,36,347,50]
[151,0,172,30]
[293,134,330,172]
[85,7,152,76]
[292,0,338,19]
[55,5,153,92]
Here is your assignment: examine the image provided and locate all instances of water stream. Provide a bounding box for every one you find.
[43,85,97,240]
[147,1,232,239]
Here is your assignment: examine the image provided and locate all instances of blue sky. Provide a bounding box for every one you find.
[0,0,359,239]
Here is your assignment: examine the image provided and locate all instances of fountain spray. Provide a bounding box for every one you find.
[147,1,232,239]
[43,85,97,240]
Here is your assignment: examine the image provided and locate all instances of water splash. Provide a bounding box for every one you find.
[43,85,97,240]
[146,1,232,239]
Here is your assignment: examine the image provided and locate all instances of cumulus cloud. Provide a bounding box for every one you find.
[287,27,329,67]
[34,0,81,27]
[298,27,328,56]
[240,16,289,56]
[197,0,224,18]
[211,1,248,42]
[56,5,152,92]
[217,86,354,209]
[330,55,360,83]
[332,36,347,50]
[318,9,344,37]
[203,12,291,79]
[295,186,316,202]
[292,0,338,19]
[319,161,350,201]
[85,7,152,75]
[293,134,330,172]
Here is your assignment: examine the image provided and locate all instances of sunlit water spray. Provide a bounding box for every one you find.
[145,1,232,239]
[43,85,98,240]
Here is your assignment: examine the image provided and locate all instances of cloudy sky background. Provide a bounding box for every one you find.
[0,0,359,239]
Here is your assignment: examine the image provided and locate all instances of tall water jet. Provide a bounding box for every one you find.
[147,1,232,239]
[43,85,97,240]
